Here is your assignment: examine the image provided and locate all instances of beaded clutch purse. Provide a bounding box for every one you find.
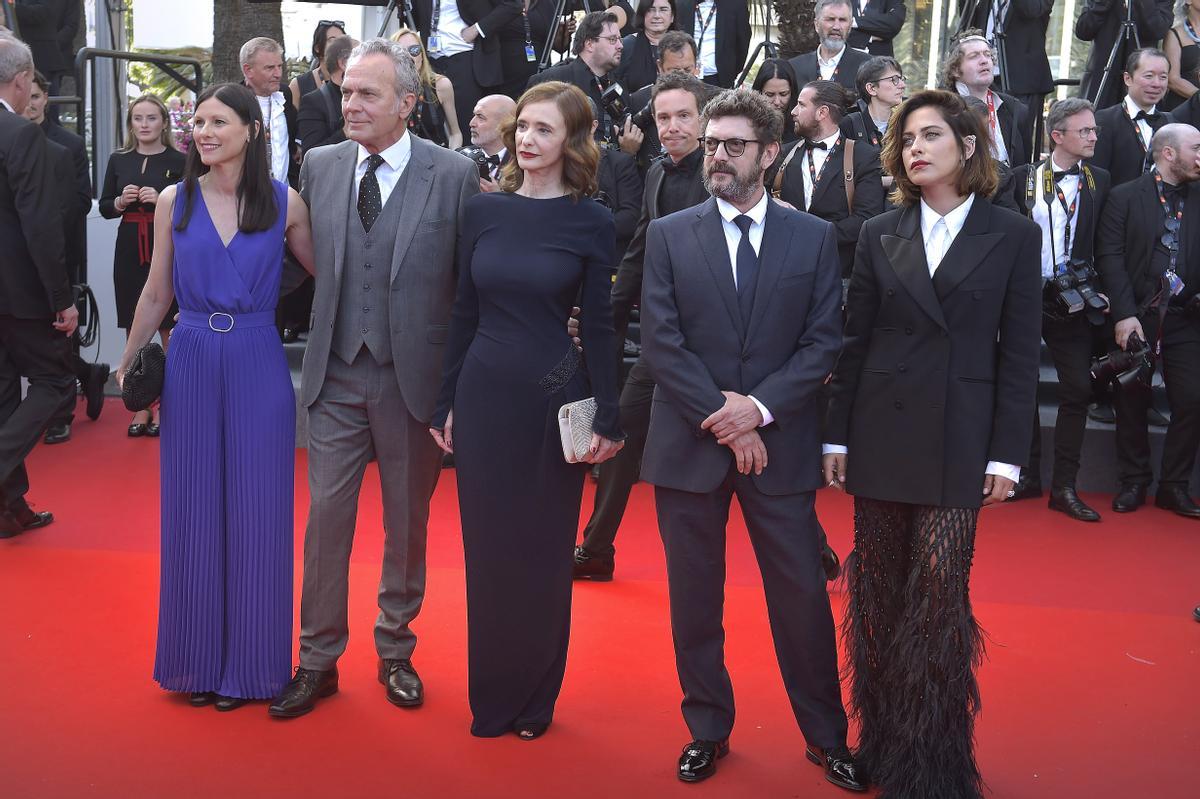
[121,343,166,412]
[558,397,597,463]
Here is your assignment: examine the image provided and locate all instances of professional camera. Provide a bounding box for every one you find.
[455,145,492,181]
[1091,332,1154,389]
[1047,259,1110,323]
[600,80,628,126]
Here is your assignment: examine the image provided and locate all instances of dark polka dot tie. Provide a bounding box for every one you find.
[357,154,385,232]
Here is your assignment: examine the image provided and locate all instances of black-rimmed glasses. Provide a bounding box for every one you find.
[700,136,763,157]
[872,74,905,88]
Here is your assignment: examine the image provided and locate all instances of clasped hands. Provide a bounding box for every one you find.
[702,391,767,475]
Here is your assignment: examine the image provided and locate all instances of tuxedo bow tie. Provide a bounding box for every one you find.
[1135,110,1162,123]
[1053,165,1080,182]
[485,154,501,167]
[807,140,829,151]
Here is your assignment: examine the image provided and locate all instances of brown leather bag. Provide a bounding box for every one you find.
[772,138,857,210]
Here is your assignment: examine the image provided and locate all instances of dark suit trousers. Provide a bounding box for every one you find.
[1114,310,1200,486]
[48,332,95,427]
[655,474,848,747]
[580,357,653,557]
[1026,312,1094,488]
[431,52,481,146]
[0,316,74,507]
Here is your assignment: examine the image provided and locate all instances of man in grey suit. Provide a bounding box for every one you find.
[639,89,864,791]
[269,38,479,718]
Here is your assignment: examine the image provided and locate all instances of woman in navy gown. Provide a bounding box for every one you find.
[431,81,625,739]
[116,83,316,711]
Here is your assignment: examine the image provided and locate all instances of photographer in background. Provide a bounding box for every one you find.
[528,11,623,142]
[1096,122,1200,517]
[298,35,358,155]
[463,93,516,191]
[1008,98,1112,519]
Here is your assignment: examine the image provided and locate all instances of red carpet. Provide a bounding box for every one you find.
[1,398,1197,798]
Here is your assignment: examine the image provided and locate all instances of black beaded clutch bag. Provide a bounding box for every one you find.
[121,343,166,412]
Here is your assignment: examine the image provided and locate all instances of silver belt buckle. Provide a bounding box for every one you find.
[208,312,235,332]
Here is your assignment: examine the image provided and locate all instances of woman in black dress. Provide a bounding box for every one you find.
[616,0,677,93]
[824,90,1041,798]
[99,94,185,437]
[430,81,624,740]
[1164,1,1200,111]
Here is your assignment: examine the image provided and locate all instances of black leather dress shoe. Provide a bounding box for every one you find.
[44,424,71,445]
[128,422,147,438]
[85,364,110,421]
[1155,485,1200,518]
[821,543,841,582]
[1006,474,1043,502]
[281,328,299,343]
[146,421,160,438]
[805,745,868,792]
[8,500,53,531]
[572,546,614,581]
[1088,401,1116,424]
[268,667,338,718]
[378,659,423,707]
[189,692,216,707]
[677,738,729,783]
[214,695,247,712]
[1112,484,1147,513]
[1193,606,1200,623]
[1048,486,1101,522]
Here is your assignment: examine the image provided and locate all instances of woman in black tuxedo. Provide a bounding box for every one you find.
[823,90,1042,799]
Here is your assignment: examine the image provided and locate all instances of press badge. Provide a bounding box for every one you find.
[525,44,536,62]
[1165,270,1186,296]
[428,35,441,52]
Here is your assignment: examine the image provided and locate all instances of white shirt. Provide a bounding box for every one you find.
[955,82,1009,163]
[1031,156,1082,280]
[256,91,289,182]
[986,0,1009,74]
[1123,94,1155,151]
[428,0,473,58]
[353,131,412,208]
[0,99,13,113]
[695,0,718,78]
[817,45,846,81]
[800,130,841,211]
[715,192,773,426]
[823,192,1021,483]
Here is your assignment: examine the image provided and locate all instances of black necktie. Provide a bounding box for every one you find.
[1053,165,1080,182]
[734,214,758,323]
[358,154,385,231]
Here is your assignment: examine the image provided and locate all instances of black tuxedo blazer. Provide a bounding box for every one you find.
[1009,160,1111,264]
[1096,172,1197,320]
[0,105,70,317]
[675,0,752,88]
[1089,102,1166,187]
[1076,0,1173,109]
[412,0,522,88]
[42,120,89,283]
[789,47,872,101]
[826,197,1042,508]
[640,198,843,495]
[840,101,886,147]
[960,0,1053,95]
[776,137,886,277]
[848,0,906,57]
[597,148,644,270]
[527,56,604,108]
[298,80,346,155]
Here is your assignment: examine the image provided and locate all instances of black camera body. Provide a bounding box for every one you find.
[1047,259,1110,324]
[600,81,627,128]
[1092,332,1154,389]
[455,145,492,180]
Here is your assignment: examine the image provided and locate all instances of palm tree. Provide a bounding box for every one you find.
[773,0,819,60]
[211,0,284,84]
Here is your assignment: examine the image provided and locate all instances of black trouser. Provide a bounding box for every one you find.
[1113,309,1200,488]
[47,332,96,428]
[277,273,314,336]
[1011,92,1045,164]
[0,316,74,509]
[579,357,653,558]
[1026,312,1094,489]
[430,52,481,146]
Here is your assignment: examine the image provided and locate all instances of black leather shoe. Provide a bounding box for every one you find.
[805,745,868,792]
[268,667,338,718]
[1006,474,1043,501]
[146,421,160,437]
[281,328,299,343]
[514,722,550,740]
[677,738,729,783]
[821,543,841,582]
[1155,485,1200,518]
[1048,486,1101,522]
[7,499,53,531]
[189,691,216,707]
[1088,401,1116,424]
[572,546,614,581]
[44,424,71,445]
[85,364,110,421]
[378,659,423,707]
[214,695,247,712]
[1193,606,1200,623]
[128,422,147,437]
[1112,484,1147,513]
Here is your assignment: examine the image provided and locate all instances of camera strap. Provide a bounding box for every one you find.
[695,2,718,54]
[805,136,841,209]
[1033,159,1089,274]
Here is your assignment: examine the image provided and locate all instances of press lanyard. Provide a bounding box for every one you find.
[263,95,275,178]
[805,136,839,208]
[696,2,717,50]
[1127,108,1152,155]
[522,4,535,62]
[986,90,999,147]
[1042,164,1079,272]
[1155,172,1186,287]
[429,1,443,52]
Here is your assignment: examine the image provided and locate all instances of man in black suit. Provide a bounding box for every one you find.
[1008,98,1112,519]
[673,1,749,89]
[413,0,522,145]
[941,28,1029,166]
[573,72,710,581]
[1076,0,1173,111]
[1096,122,1200,517]
[468,93,515,191]
[13,0,75,121]
[848,0,906,57]
[0,32,77,537]
[1091,47,1170,187]
[776,79,885,277]
[790,0,872,102]
[298,35,357,156]
[528,11,623,143]
[640,88,863,792]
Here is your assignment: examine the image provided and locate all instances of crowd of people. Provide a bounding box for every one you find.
[3,3,1200,798]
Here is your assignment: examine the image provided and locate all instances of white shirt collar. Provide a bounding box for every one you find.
[817,45,846,68]
[955,82,1003,111]
[357,130,412,172]
[256,90,285,107]
[920,193,975,243]
[716,191,769,227]
[0,99,13,113]
[814,129,841,149]
[1049,151,1083,173]
[1123,93,1156,119]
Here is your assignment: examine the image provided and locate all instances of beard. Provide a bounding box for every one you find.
[703,162,764,205]
[821,35,845,53]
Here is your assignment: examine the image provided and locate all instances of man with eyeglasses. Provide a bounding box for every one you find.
[1097,122,1200,518]
[639,88,864,792]
[528,11,623,141]
[791,0,872,101]
[674,1,750,88]
[1006,98,1112,519]
[1091,48,1171,188]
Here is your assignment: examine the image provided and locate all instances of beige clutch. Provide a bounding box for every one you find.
[558,397,597,463]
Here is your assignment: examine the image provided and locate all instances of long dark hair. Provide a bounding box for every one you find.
[752,59,799,141]
[175,83,277,234]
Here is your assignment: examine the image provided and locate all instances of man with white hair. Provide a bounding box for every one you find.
[239,36,299,187]
[790,0,871,100]
[467,93,514,191]
[269,38,480,719]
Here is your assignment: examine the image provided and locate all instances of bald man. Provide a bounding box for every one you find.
[468,94,515,192]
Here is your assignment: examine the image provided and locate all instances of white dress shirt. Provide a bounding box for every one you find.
[353,131,412,208]
[695,0,718,79]
[1031,156,1082,280]
[0,99,13,113]
[986,0,1009,74]
[715,191,773,426]
[955,83,1009,164]
[817,45,846,81]
[800,130,841,211]
[823,192,1021,483]
[256,91,289,182]
[429,0,474,58]
[1123,94,1156,151]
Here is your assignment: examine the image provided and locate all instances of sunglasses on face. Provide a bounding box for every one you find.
[406,44,423,57]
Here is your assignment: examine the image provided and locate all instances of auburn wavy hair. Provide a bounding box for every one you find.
[500,81,599,201]
[882,89,998,207]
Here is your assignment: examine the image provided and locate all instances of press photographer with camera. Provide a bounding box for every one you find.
[1007,98,1112,519]
[460,93,516,191]
[528,11,623,142]
[1096,122,1200,517]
